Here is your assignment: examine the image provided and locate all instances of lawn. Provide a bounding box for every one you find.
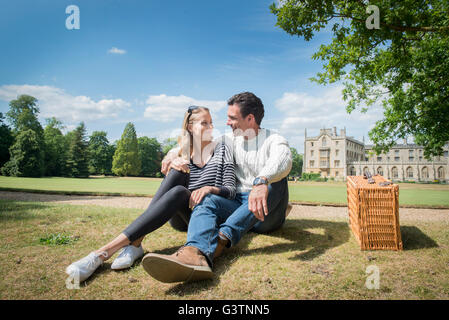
[0,200,447,299]
[1,176,449,208]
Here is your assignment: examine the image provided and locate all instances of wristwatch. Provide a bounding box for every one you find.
[253,176,268,186]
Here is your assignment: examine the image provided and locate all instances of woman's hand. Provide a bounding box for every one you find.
[189,186,215,209]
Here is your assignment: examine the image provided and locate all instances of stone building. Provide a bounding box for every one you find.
[303,127,449,182]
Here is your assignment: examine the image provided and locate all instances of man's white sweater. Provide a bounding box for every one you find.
[228,128,292,193]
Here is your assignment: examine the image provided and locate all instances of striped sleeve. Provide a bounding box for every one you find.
[217,140,236,199]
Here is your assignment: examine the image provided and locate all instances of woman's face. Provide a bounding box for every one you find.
[189,110,214,142]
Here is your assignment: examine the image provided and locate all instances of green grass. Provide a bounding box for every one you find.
[0,176,162,196]
[0,199,448,299]
[39,233,79,246]
[288,181,449,207]
[1,176,449,208]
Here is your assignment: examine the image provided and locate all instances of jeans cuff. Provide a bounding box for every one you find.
[218,229,234,248]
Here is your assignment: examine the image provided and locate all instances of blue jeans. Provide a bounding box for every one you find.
[185,178,288,266]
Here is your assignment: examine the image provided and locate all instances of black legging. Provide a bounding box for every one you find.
[122,169,192,242]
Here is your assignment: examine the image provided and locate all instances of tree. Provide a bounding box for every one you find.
[289,147,303,177]
[270,0,449,158]
[0,113,14,170]
[1,129,45,177]
[66,122,90,178]
[138,136,162,177]
[6,95,44,136]
[43,117,66,176]
[112,122,141,176]
[2,95,45,176]
[88,131,114,175]
[161,137,178,156]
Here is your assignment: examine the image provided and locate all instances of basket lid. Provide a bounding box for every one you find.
[347,175,398,189]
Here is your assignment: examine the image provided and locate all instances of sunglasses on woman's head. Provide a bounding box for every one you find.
[187,105,200,114]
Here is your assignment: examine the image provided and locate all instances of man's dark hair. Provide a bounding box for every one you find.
[227,92,264,126]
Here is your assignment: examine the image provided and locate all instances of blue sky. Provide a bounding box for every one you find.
[0,0,384,152]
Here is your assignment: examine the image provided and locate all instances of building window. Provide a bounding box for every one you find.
[336,141,339,145]
[438,166,445,179]
[349,166,356,176]
[335,149,339,156]
[409,156,414,161]
[334,160,340,167]
[335,171,339,177]
[377,167,383,176]
[311,142,314,147]
[322,138,327,147]
[320,160,329,167]
[320,150,329,157]
[395,156,400,161]
[406,167,413,178]
[395,150,399,155]
[377,156,382,162]
[422,167,429,179]
[363,167,370,175]
[311,150,314,156]
[392,167,398,178]
[444,151,448,158]
[310,160,315,168]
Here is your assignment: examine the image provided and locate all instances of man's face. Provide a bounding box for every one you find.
[226,103,252,135]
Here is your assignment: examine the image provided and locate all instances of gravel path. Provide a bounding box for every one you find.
[1,191,448,222]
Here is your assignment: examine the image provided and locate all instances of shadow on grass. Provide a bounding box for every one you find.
[401,226,439,250]
[166,218,350,295]
[0,200,52,221]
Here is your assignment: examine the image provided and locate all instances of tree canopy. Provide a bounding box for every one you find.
[43,117,67,176]
[271,0,449,158]
[66,122,90,178]
[112,122,141,176]
[138,136,162,177]
[88,131,114,175]
[0,113,13,168]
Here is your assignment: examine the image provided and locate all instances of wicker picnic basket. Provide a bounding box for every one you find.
[347,175,403,251]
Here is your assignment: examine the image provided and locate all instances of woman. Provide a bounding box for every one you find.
[66,106,236,283]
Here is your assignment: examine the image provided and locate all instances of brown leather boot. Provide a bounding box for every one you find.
[213,232,229,260]
[142,246,213,283]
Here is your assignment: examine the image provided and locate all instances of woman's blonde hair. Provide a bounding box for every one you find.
[177,106,210,160]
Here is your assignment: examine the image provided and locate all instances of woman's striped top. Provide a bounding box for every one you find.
[187,141,236,199]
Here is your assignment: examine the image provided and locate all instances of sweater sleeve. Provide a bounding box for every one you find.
[257,134,292,184]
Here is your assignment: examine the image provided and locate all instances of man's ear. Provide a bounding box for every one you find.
[246,114,255,126]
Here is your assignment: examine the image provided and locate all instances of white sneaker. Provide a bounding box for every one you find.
[111,245,144,270]
[65,251,108,283]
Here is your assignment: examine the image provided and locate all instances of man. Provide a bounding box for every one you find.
[142,92,292,283]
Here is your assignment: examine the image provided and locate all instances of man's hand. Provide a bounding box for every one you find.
[248,184,269,221]
[169,157,190,174]
[161,153,189,175]
[189,186,214,209]
[161,157,172,176]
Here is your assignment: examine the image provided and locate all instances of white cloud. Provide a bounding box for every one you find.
[274,86,385,153]
[143,94,227,123]
[108,47,127,55]
[0,84,131,122]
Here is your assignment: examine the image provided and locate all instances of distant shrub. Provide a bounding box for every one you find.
[301,173,321,181]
